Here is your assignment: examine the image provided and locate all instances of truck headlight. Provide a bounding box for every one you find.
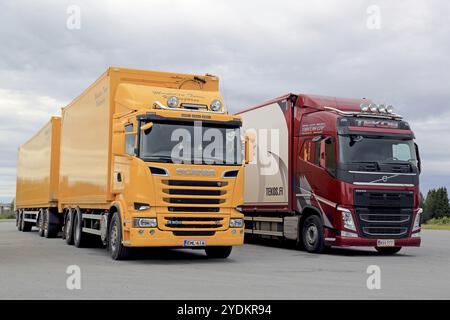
[337,206,356,231]
[413,208,422,232]
[134,218,157,228]
[230,218,244,228]
[167,96,179,108]
[210,99,222,111]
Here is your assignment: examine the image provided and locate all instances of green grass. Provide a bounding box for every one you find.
[0,212,15,219]
[423,217,450,230]
[422,224,450,230]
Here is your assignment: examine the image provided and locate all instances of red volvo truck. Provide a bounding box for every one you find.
[237,94,422,254]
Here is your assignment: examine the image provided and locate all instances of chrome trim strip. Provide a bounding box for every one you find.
[349,171,417,176]
[353,182,415,187]
[315,195,337,208]
[154,101,226,114]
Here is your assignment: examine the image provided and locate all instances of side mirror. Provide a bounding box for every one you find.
[415,143,421,173]
[319,139,326,168]
[244,131,256,164]
[140,122,153,131]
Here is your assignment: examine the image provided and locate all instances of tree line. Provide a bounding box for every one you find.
[421,187,450,223]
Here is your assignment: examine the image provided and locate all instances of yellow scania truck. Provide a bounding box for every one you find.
[15,67,249,260]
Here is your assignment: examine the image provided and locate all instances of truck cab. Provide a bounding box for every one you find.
[296,97,421,253]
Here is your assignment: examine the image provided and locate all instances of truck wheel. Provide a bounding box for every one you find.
[73,209,89,248]
[17,211,23,231]
[302,215,326,253]
[108,212,130,260]
[375,247,402,255]
[205,246,232,259]
[21,211,32,232]
[44,209,59,238]
[64,210,74,245]
[37,210,45,237]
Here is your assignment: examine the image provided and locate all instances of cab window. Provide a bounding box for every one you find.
[125,124,135,155]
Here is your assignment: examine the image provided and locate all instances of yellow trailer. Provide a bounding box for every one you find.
[17,67,251,260]
[15,117,61,236]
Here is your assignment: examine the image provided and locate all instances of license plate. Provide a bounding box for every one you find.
[183,240,206,247]
[377,239,395,247]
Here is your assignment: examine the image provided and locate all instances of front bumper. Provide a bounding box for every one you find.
[329,236,421,247]
[125,227,244,247]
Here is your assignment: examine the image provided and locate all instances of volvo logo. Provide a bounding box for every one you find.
[381,176,388,183]
[176,168,216,176]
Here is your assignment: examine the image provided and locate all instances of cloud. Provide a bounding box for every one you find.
[0,0,450,199]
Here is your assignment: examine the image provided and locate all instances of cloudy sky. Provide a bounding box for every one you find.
[0,0,449,202]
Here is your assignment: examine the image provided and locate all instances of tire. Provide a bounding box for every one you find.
[205,246,232,259]
[17,211,23,231]
[44,209,59,238]
[64,210,75,245]
[302,215,326,253]
[21,211,32,232]
[108,212,130,260]
[375,247,402,255]
[73,209,89,248]
[37,210,45,237]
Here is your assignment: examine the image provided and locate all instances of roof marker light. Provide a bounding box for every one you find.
[167,96,179,108]
[360,103,369,112]
[369,104,378,113]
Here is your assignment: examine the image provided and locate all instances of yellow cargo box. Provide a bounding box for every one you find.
[16,117,61,209]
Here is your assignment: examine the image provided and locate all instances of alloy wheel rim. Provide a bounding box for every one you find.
[110,222,118,252]
[306,224,318,245]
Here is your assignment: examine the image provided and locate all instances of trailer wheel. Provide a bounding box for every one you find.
[375,247,402,255]
[37,210,45,237]
[108,212,130,260]
[64,210,74,245]
[302,215,326,253]
[21,211,32,232]
[44,209,59,238]
[205,246,232,259]
[73,209,89,248]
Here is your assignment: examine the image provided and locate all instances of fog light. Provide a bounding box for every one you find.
[134,218,157,228]
[230,218,244,228]
[341,231,358,238]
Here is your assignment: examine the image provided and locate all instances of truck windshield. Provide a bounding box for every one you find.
[139,121,243,165]
[338,136,418,166]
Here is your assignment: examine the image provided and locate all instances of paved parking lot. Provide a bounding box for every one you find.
[1,220,449,299]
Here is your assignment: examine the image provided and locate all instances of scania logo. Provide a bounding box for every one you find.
[176,168,216,176]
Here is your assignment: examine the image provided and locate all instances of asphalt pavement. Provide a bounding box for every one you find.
[1,220,449,299]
